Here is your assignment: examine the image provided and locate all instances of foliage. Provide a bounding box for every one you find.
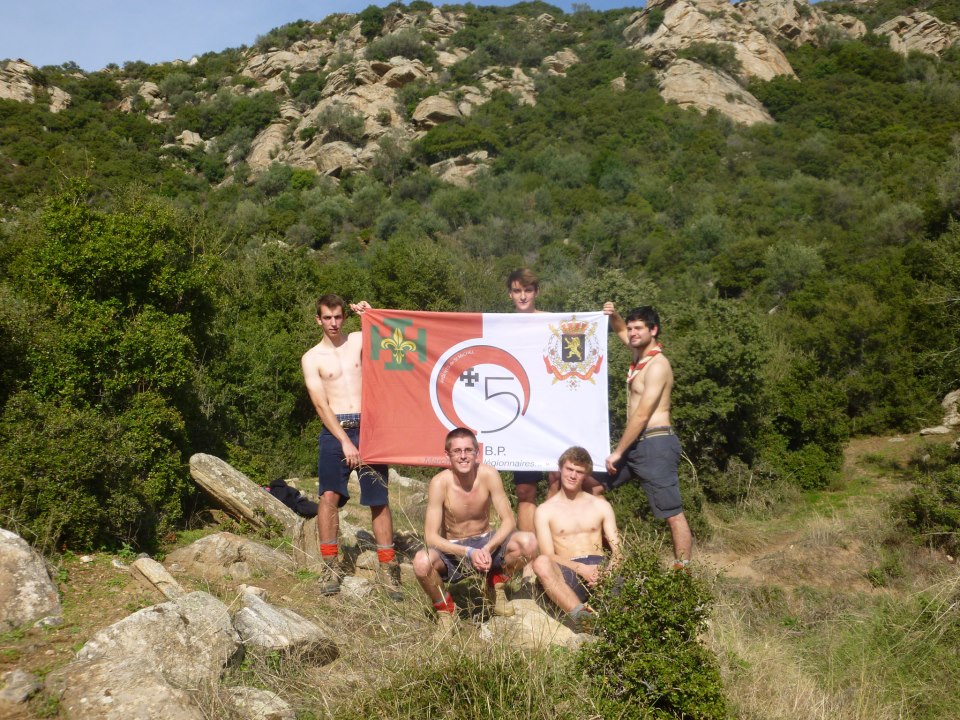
[0,181,211,551]
[339,642,589,719]
[358,5,386,40]
[677,42,743,77]
[898,444,960,556]
[365,29,436,64]
[577,541,728,719]
[308,102,367,145]
[667,299,771,474]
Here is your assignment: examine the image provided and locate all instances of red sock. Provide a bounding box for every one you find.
[433,592,455,614]
[377,546,396,563]
[488,572,510,588]
[320,542,339,559]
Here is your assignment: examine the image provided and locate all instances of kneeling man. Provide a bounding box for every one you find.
[533,446,621,625]
[414,428,538,626]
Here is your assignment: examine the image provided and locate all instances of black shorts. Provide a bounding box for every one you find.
[608,429,683,519]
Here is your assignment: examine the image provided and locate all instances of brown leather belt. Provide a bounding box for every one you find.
[638,426,674,441]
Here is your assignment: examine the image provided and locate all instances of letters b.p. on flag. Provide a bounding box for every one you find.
[360,309,609,472]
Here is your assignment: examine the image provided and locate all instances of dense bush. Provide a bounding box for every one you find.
[899,444,960,556]
[577,542,728,719]
[365,29,436,64]
[0,182,211,551]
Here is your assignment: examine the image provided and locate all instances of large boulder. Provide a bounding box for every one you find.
[129,556,186,599]
[47,86,71,113]
[188,455,316,563]
[247,122,290,172]
[412,95,462,128]
[876,12,960,58]
[0,528,61,631]
[479,599,580,650]
[241,45,327,80]
[220,686,295,720]
[424,8,466,37]
[0,669,41,705]
[658,59,774,125]
[430,151,490,188]
[46,657,204,720]
[735,0,866,47]
[322,61,382,98]
[942,389,960,429]
[542,49,580,76]
[624,0,795,82]
[0,59,37,104]
[232,590,338,664]
[75,591,242,687]
[919,389,960,435]
[165,532,296,582]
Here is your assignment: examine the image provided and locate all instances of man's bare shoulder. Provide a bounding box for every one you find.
[428,467,454,490]
[476,463,503,486]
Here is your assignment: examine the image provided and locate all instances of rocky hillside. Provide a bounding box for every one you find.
[2,0,958,187]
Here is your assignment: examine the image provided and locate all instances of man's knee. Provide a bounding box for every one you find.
[412,550,434,579]
[320,491,341,508]
[509,531,538,559]
[666,512,689,530]
[532,554,555,579]
[515,484,537,503]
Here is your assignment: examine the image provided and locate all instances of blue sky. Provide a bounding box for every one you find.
[1,1,645,72]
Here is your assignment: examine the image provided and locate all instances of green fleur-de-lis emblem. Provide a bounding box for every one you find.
[381,327,417,364]
[370,318,427,370]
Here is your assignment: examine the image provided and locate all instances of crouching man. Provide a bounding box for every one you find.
[413,428,538,629]
[533,446,621,628]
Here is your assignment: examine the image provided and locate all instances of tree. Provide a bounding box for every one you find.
[0,181,212,551]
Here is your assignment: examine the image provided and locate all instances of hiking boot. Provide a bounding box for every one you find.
[671,559,691,573]
[435,610,459,636]
[380,560,404,601]
[486,580,515,617]
[569,604,596,633]
[318,558,342,596]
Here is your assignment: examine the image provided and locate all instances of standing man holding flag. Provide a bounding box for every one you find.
[301,294,403,598]
[604,304,693,569]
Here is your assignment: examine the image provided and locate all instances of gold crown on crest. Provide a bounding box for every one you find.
[559,318,588,334]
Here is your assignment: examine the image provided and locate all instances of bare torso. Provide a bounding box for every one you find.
[435,465,498,540]
[537,493,608,559]
[302,332,363,414]
[627,352,673,429]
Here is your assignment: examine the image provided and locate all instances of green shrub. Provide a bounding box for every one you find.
[577,542,728,719]
[899,445,960,556]
[646,7,666,34]
[358,5,386,40]
[365,29,436,64]
[677,42,743,78]
[310,102,366,145]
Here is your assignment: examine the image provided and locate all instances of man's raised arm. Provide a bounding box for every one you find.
[604,301,628,345]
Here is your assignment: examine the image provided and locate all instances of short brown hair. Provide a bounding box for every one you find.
[506,268,539,291]
[445,427,478,452]
[316,294,345,316]
[558,446,592,471]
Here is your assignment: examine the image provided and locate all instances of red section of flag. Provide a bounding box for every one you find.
[360,310,482,466]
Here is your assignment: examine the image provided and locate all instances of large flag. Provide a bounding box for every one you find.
[359,310,609,472]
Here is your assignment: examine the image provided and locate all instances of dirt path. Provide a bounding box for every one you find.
[695,434,937,593]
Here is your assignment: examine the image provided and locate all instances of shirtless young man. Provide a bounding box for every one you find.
[506,268,604,532]
[603,304,693,567]
[413,427,538,627]
[301,294,401,598]
[532,447,621,625]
